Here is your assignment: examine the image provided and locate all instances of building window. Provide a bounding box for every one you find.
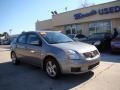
[89,22,96,35]
[76,25,82,34]
[89,20,111,35]
[65,24,82,35]
[65,26,71,34]
[72,25,76,34]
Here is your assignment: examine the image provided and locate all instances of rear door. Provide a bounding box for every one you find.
[15,34,28,60]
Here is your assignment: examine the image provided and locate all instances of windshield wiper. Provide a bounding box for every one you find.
[50,42,59,44]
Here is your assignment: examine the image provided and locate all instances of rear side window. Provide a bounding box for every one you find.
[11,38,17,44]
[17,34,26,44]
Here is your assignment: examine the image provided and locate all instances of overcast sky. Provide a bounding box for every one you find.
[0,0,115,35]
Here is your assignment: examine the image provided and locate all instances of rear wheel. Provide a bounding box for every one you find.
[11,52,20,65]
[45,58,61,78]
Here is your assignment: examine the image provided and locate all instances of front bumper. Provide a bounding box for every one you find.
[60,57,100,74]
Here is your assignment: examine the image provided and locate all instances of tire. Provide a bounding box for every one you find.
[45,58,61,78]
[11,52,20,65]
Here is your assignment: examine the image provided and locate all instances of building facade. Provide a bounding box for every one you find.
[36,1,120,36]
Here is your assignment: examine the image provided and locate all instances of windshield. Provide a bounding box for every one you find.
[40,32,73,44]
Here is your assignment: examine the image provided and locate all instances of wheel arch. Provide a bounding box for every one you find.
[11,51,15,56]
[11,50,15,53]
[11,51,18,59]
[42,55,61,73]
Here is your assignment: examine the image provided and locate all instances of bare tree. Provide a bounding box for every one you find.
[3,32,10,40]
[80,0,95,8]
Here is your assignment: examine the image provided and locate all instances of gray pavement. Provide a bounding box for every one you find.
[0,46,120,90]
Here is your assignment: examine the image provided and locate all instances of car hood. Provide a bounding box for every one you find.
[51,41,97,53]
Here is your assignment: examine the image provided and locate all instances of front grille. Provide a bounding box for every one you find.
[83,50,99,58]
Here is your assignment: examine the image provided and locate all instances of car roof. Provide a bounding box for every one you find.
[21,30,61,34]
[37,30,61,32]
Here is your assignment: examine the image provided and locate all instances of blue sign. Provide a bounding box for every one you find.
[74,10,97,20]
[74,6,120,20]
[98,6,120,15]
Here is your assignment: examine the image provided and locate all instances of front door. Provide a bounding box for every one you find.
[26,33,42,66]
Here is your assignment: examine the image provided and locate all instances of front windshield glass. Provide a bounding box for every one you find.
[40,32,73,44]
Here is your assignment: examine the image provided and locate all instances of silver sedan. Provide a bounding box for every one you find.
[10,31,100,78]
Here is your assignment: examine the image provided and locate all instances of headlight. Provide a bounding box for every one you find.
[67,50,82,60]
[94,41,101,45]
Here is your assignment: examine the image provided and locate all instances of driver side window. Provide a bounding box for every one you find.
[27,34,41,46]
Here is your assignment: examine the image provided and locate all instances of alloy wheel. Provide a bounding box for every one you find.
[46,60,57,77]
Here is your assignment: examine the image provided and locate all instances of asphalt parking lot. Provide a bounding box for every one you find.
[0,45,120,90]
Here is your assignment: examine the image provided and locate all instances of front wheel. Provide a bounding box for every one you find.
[11,52,20,65]
[45,59,61,78]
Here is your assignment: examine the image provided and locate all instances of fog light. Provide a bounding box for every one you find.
[71,67,81,72]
